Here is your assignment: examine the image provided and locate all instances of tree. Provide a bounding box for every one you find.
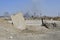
[4,12,10,17]
[3,12,11,20]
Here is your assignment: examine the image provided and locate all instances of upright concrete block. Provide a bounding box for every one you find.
[11,13,26,30]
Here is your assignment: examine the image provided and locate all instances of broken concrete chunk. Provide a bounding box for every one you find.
[11,13,26,30]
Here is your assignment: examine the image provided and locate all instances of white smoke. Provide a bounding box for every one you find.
[32,0,40,2]
[32,0,45,2]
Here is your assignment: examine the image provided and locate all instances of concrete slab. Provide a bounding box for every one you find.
[11,13,26,30]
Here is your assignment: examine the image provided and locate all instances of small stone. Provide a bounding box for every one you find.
[9,36,13,39]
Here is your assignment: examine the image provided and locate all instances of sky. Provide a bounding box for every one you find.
[0,0,60,16]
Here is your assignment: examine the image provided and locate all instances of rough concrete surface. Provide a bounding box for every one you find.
[11,13,26,30]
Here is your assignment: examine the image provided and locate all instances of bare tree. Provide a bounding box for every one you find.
[4,12,11,20]
[4,12,10,17]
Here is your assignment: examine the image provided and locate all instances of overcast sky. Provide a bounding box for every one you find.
[0,0,60,16]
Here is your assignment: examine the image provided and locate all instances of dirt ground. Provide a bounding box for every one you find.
[0,19,60,40]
